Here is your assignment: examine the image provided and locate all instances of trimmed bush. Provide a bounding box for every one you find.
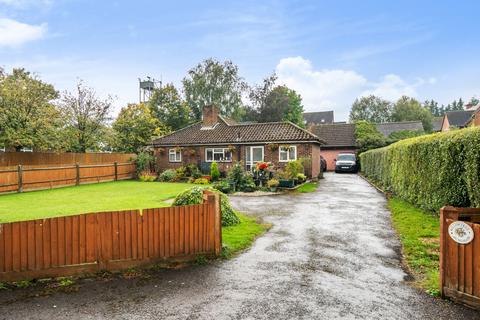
[193,178,209,185]
[210,162,220,181]
[158,169,177,182]
[360,127,480,211]
[172,187,240,226]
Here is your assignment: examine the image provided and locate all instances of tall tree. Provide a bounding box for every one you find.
[148,84,192,131]
[349,95,392,123]
[113,103,166,153]
[255,85,305,127]
[0,68,62,151]
[58,81,114,152]
[244,73,277,121]
[182,58,247,121]
[391,96,434,132]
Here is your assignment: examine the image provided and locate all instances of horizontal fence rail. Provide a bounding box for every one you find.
[0,162,136,193]
[440,206,480,310]
[0,191,221,281]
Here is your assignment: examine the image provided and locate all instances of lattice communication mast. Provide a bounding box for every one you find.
[138,76,161,103]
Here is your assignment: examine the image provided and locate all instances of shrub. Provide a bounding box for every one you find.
[210,162,220,181]
[360,127,480,212]
[227,162,245,185]
[212,180,232,194]
[158,169,177,182]
[355,120,386,154]
[175,166,186,180]
[267,178,279,188]
[172,187,240,226]
[297,173,307,183]
[185,164,201,178]
[193,178,210,185]
[139,173,156,182]
[135,152,156,175]
[285,160,304,180]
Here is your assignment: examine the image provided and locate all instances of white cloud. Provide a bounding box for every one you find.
[276,56,429,121]
[0,18,47,47]
[0,0,53,9]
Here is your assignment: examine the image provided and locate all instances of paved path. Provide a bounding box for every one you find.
[0,173,478,319]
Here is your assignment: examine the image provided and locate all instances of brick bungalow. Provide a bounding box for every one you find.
[309,123,357,171]
[152,106,324,178]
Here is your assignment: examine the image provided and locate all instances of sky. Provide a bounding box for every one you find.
[1,0,479,121]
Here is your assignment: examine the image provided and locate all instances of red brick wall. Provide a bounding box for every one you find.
[154,143,320,178]
[321,148,357,171]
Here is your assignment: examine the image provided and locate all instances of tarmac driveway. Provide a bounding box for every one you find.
[0,173,478,319]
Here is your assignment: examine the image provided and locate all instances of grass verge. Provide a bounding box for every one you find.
[388,197,440,296]
[295,182,318,193]
[221,213,271,258]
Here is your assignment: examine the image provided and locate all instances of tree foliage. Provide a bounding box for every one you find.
[349,95,392,123]
[0,68,62,151]
[148,84,192,131]
[391,96,434,132]
[182,58,247,121]
[113,103,166,153]
[58,81,113,152]
[245,75,305,127]
[354,120,386,154]
[424,98,464,117]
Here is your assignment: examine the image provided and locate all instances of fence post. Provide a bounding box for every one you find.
[205,191,222,256]
[114,162,118,181]
[76,163,80,186]
[17,165,23,193]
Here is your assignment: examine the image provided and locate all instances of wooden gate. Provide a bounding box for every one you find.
[440,206,480,309]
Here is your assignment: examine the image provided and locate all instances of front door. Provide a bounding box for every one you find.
[246,146,264,171]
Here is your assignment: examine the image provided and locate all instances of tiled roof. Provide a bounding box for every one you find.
[303,111,334,125]
[152,118,323,146]
[309,123,356,147]
[375,121,424,137]
[445,110,474,128]
[432,117,443,132]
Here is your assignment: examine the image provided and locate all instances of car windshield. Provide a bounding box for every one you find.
[337,154,355,161]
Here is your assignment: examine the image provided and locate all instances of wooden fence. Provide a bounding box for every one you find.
[0,162,136,193]
[0,191,221,281]
[440,206,480,309]
[0,152,136,168]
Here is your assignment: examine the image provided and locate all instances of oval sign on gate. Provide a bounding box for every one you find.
[448,221,474,244]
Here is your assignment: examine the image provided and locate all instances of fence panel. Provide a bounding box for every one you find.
[440,206,480,310]
[0,162,136,194]
[0,152,136,168]
[0,191,221,281]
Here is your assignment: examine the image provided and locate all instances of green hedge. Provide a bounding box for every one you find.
[360,127,480,211]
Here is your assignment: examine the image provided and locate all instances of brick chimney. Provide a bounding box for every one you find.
[202,105,219,128]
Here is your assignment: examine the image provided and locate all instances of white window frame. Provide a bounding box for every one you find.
[168,149,182,162]
[246,146,264,171]
[0,145,5,152]
[279,145,297,162]
[21,147,33,153]
[205,148,232,162]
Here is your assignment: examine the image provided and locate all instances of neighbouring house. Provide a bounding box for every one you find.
[441,110,474,131]
[304,111,334,127]
[152,105,324,178]
[466,104,480,127]
[432,117,443,132]
[375,121,424,137]
[309,123,357,171]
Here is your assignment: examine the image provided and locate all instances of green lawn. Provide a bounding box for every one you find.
[388,197,440,295]
[0,181,192,223]
[295,182,319,193]
[222,213,270,258]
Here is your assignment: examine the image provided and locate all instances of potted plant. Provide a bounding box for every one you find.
[267,178,279,192]
[277,170,295,188]
[267,143,279,151]
[297,173,307,184]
